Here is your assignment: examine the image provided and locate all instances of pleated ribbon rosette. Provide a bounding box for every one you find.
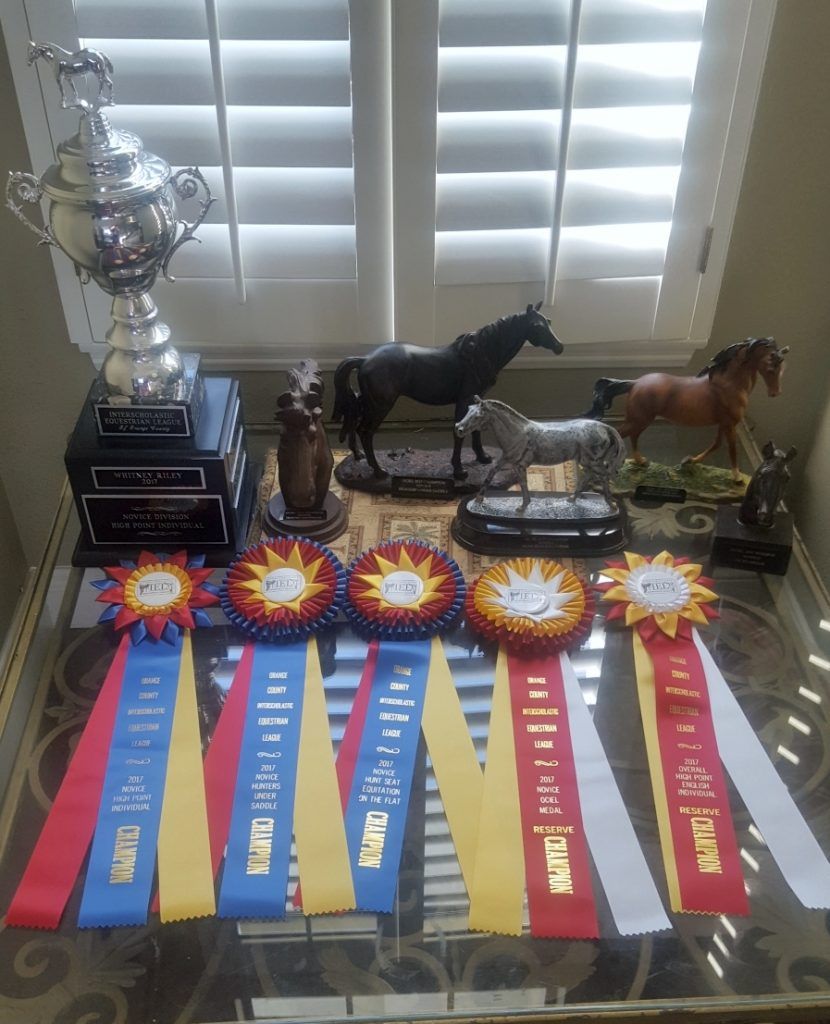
[316,539,482,914]
[598,550,830,915]
[466,557,669,939]
[8,551,220,929]
[209,537,354,919]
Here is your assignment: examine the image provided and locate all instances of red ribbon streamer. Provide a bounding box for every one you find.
[293,639,377,910]
[645,632,748,915]
[507,652,599,939]
[7,635,130,929]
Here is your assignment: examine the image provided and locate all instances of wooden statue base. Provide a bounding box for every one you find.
[711,506,793,575]
[263,491,348,544]
[452,490,628,557]
[334,446,502,497]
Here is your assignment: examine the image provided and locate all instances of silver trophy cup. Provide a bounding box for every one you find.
[6,41,213,405]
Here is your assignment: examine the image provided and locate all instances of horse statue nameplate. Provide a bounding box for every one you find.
[451,398,628,557]
[332,304,563,495]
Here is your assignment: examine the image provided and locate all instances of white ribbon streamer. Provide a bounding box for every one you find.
[560,653,671,935]
[693,630,830,908]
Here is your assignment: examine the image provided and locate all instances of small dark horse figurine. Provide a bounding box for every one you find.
[739,441,796,528]
[581,337,789,481]
[332,303,564,480]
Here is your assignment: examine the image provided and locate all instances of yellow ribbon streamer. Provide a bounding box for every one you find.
[294,637,356,914]
[421,636,483,895]
[157,631,216,921]
[468,646,525,935]
[632,630,682,911]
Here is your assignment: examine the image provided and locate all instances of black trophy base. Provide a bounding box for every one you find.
[66,376,255,567]
[70,464,259,567]
[452,489,628,557]
[334,447,501,498]
[711,506,793,575]
[263,492,348,544]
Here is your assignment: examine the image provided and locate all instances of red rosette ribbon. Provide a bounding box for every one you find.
[91,549,219,644]
[465,557,594,655]
[220,537,344,642]
[345,539,465,640]
[594,550,718,641]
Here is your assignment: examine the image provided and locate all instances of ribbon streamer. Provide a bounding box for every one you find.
[156,632,216,921]
[600,550,749,916]
[338,540,479,911]
[468,556,667,937]
[343,639,431,912]
[6,636,130,929]
[214,538,353,919]
[694,631,830,908]
[9,552,218,930]
[79,636,187,927]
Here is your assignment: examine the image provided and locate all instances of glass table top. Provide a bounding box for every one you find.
[0,423,829,1024]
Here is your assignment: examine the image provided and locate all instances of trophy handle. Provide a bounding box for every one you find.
[6,171,56,246]
[162,167,215,283]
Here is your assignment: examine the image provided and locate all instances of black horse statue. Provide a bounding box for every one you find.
[332,303,564,479]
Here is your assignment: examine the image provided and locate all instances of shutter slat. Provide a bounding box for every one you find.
[107,105,220,165]
[438,108,686,173]
[440,0,568,47]
[181,167,356,225]
[563,166,679,226]
[439,48,564,112]
[76,0,349,41]
[438,112,559,172]
[435,222,669,284]
[439,43,698,113]
[439,0,704,46]
[230,108,354,167]
[166,224,356,279]
[234,168,355,224]
[84,39,351,107]
[436,172,554,230]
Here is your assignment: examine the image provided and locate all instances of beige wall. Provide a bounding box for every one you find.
[0,0,828,634]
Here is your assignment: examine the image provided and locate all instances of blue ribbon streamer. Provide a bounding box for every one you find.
[78,635,184,927]
[218,642,306,919]
[343,639,431,912]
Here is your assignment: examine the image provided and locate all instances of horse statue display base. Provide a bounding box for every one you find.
[711,506,793,576]
[264,490,348,544]
[334,445,501,497]
[612,459,750,504]
[452,489,627,558]
[710,439,796,575]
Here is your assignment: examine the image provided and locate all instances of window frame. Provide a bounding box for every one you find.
[3,0,776,371]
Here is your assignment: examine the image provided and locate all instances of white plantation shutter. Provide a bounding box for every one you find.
[395,0,775,364]
[4,0,393,364]
[4,0,772,367]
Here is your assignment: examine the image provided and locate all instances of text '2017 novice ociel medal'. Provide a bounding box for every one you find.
[8,551,219,928]
[212,538,354,918]
[600,551,830,915]
[328,540,482,913]
[466,557,669,939]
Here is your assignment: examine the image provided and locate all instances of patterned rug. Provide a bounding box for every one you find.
[249,449,579,575]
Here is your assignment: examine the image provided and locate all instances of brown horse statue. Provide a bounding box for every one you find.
[581,337,789,481]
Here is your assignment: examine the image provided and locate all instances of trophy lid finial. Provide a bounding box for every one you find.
[27,40,115,116]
